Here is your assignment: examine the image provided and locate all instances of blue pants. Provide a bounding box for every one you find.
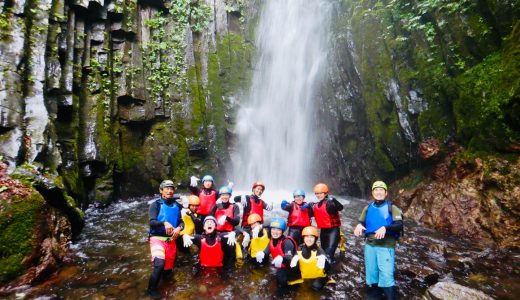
[364,244,395,287]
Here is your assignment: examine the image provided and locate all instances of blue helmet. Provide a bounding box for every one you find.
[202,175,214,182]
[218,185,232,195]
[293,189,306,198]
[270,218,287,231]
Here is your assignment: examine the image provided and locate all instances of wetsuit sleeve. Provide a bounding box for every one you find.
[326,197,344,214]
[281,239,296,266]
[225,204,241,226]
[307,202,314,218]
[358,206,368,225]
[176,203,185,230]
[191,214,203,233]
[262,200,273,211]
[386,205,403,232]
[209,204,218,216]
[149,201,165,228]
[192,234,202,248]
[189,186,201,195]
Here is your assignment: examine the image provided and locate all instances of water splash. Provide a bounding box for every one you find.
[230,0,333,191]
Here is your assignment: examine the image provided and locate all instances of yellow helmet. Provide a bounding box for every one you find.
[371,181,387,191]
[188,195,201,205]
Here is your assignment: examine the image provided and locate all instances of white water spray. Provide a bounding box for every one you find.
[230,0,332,196]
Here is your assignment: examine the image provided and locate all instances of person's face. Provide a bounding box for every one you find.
[204,220,216,233]
[220,194,230,202]
[160,187,175,199]
[314,192,326,201]
[253,186,264,197]
[271,228,282,239]
[303,235,316,247]
[189,204,199,213]
[294,196,304,205]
[372,188,387,201]
[203,181,213,189]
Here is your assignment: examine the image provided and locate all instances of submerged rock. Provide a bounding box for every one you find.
[422,282,492,300]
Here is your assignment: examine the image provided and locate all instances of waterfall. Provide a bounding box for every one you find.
[230,0,332,194]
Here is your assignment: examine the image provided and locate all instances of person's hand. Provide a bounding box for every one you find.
[290,255,299,268]
[256,251,265,263]
[171,227,181,239]
[251,225,260,238]
[265,202,273,211]
[241,195,248,207]
[190,176,200,187]
[374,226,386,239]
[218,215,227,225]
[242,232,251,248]
[281,200,289,209]
[316,255,326,269]
[225,231,236,246]
[182,235,194,247]
[354,224,366,237]
[216,198,222,204]
[164,221,174,235]
[272,255,283,268]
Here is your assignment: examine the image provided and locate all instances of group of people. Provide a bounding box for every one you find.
[146,176,403,300]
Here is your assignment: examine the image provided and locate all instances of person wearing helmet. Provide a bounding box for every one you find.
[178,195,204,254]
[182,216,247,269]
[354,181,403,300]
[281,189,313,245]
[209,185,241,269]
[146,180,184,298]
[234,181,273,229]
[312,183,344,263]
[255,218,300,295]
[242,213,270,264]
[289,226,332,291]
[189,174,218,220]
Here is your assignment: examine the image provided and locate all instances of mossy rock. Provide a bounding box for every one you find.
[0,192,45,283]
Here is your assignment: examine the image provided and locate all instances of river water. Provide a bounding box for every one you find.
[12,194,519,299]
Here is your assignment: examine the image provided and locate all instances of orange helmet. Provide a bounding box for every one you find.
[247,213,262,225]
[313,183,329,194]
[302,226,319,237]
[252,181,265,191]
[188,195,200,205]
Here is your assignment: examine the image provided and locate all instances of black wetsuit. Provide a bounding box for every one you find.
[312,197,343,262]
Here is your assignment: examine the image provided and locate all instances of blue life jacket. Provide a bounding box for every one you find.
[365,201,399,239]
[149,199,181,236]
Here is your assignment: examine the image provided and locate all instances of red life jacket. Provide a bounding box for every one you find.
[269,236,298,269]
[215,204,234,232]
[313,199,341,228]
[197,189,217,215]
[242,197,264,226]
[200,237,224,267]
[287,202,311,227]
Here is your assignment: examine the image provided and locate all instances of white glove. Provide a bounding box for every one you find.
[265,202,273,211]
[218,215,227,225]
[256,251,265,263]
[251,226,260,239]
[241,195,248,207]
[242,232,251,248]
[216,198,222,204]
[190,176,199,187]
[180,196,188,208]
[182,235,194,247]
[225,231,236,246]
[272,255,284,268]
[227,181,234,188]
[316,255,326,269]
[290,255,299,268]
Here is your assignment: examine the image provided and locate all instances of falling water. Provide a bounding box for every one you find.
[231,0,332,191]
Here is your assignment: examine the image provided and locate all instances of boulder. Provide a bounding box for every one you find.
[422,282,492,300]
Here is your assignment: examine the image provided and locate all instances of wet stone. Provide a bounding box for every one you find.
[422,282,493,300]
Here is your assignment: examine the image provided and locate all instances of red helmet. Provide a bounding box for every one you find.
[252,181,265,191]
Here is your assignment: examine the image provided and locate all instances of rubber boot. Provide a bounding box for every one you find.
[366,284,383,300]
[162,269,172,280]
[146,258,164,299]
[382,286,397,300]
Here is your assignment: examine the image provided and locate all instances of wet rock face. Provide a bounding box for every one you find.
[0,0,253,205]
[423,282,493,300]
[396,144,520,248]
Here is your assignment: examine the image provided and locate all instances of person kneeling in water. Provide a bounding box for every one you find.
[242,213,270,264]
[290,226,333,291]
[182,216,247,268]
[255,218,301,295]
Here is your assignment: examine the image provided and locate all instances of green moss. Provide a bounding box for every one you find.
[0,192,45,282]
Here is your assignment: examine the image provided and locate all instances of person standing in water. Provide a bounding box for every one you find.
[189,174,218,220]
[312,183,343,263]
[354,181,403,300]
[235,181,273,229]
[281,189,313,245]
[146,180,184,298]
